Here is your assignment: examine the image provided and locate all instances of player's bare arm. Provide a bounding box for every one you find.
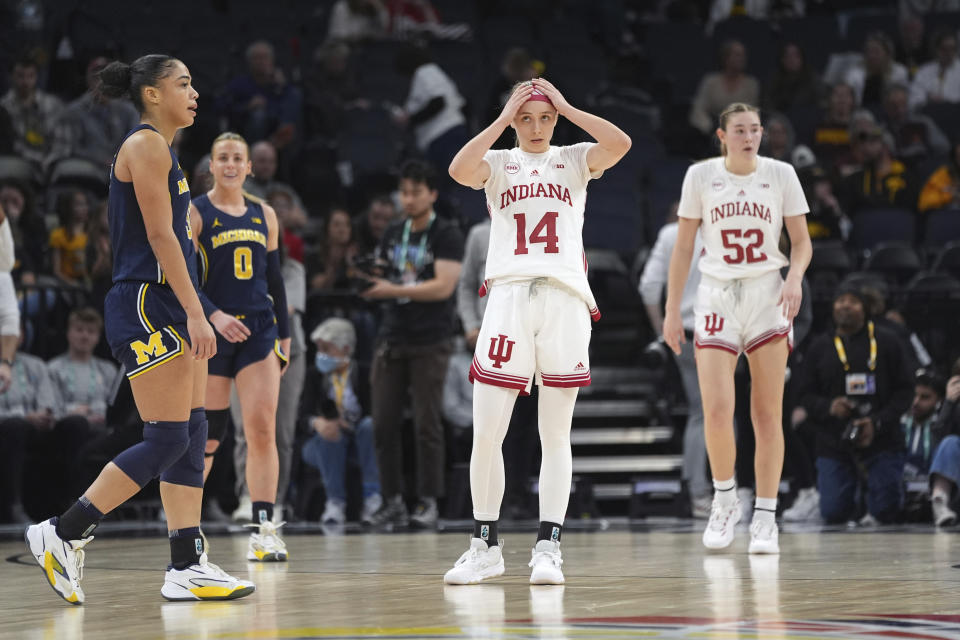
[663,217,701,355]
[779,214,812,321]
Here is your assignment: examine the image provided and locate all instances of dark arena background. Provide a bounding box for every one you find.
[1,0,959,638]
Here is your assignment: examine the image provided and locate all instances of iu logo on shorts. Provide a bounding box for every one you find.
[488,334,515,369]
[704,313,725,336]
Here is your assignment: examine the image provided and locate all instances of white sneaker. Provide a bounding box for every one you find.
[245,520,288,562]
[161,552,256,601]
[25,518,93,605]
[444,538,505,585]
[529,540,564,585]
[748,518,780,554]
[932,495,958,527]
[361,494,383,525]
[231,495,252,523]
[321,500,346,525]
[782,487,821,522]
[703,496,741,549]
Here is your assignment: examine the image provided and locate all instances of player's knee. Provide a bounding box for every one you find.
[112,420,190,488]
[244,418,276,451]
[160,412,207,488]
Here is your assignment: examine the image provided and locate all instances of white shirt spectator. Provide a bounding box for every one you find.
[640,222,703,331]
[909,57,960,108]
[404,63,465,151]
[844,62,909,106]
[0,217,19,340]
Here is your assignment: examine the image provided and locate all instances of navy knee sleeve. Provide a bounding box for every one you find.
[206,408,230,448]
[112,420,190,488]
[160,408,208,488]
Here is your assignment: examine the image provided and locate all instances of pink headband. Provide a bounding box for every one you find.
[525,86,554,106]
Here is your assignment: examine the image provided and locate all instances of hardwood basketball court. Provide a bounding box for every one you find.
[2,521,959,639]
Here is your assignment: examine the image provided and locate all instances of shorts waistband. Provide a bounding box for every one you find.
[699,270,781,290]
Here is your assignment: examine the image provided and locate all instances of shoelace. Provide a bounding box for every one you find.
[245,521,287,549]
[708,502,736,531]
[69,537,93,582]
[196,553,232,580]
[529,550,562,569]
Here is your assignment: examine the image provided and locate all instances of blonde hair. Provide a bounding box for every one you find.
[717,102,761,156]
[209,131,263,203]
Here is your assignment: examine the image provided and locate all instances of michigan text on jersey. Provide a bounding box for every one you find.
[210,228,268,249]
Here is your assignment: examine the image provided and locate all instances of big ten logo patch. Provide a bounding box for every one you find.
[505,162,520,175]
[488,334,515,369]
[704,313,724,336]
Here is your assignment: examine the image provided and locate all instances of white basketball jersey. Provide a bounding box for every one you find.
[480,143,601,319]
[677,156,808,281]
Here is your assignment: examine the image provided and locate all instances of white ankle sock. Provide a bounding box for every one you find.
[753,497,777,525]
[713,477,737,506]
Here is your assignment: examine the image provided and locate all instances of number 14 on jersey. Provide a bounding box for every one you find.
[514,212,559,255]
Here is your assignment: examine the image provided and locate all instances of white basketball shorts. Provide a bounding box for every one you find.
[692,270,792,355]
[469,278,592,394]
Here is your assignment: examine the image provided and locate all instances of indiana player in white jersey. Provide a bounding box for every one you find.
[664,103,812,554]
[442,79,630,585]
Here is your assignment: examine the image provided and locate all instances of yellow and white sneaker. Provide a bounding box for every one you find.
[161,553,256,601]
[25,518,92,605]
[245,520,287,562]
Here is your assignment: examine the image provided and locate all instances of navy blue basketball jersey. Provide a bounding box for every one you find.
[194,194,271,315]
[108,124,197,286]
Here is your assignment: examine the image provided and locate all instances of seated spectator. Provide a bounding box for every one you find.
[303,41,366,145]
[47,308,117,439]
[909,28,960,108]
[706,0,804,33]
[689,39,760,136]
[812,83,857,173]
[300,318,382,525]
[895,13,929,79]
[798,284,914,525]
[393,43,468,178]
[485,48,538,150]
[219,41,302,152]
[47,55,139,177]
[799,164,849,242]
[327,0,389,42]
[266,184,307,264]
[0,334,60,522]
[49,189,91,286]
[764,41,822,114]
[929,359,960,526]
[844,31,910,108]
[760,112,815,167]
[0,54,63,179]
[918,139,960,213]
[243,140,301,202]
[881,83,949,163]
[309,207,356,293]
[900,370,953,524]
[354,195,397,257]
[0,179,46,284]
[839,126,918,214]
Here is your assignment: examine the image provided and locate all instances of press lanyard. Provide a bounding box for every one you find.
[904,417,931,462]
[834,321,876,372]
[331,370,347,412]
[394,213,435,274]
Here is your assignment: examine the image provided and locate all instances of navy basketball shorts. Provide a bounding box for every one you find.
[208,308,286,378]
[105,282,189,379]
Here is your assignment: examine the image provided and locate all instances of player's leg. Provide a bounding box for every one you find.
[160,358,255,600]
[744,336,789,554]
[235,351,285,561]
[696,346,741,549]
[201,371,233,482]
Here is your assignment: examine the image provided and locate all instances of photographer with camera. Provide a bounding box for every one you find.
[359,160,464,529]
[797,283,914,525]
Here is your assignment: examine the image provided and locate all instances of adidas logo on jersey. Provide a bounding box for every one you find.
[212,218,222,228]
[737,189,746,197]
[575,361,586,371]
[555,164,564,169]
[530,169,540,176]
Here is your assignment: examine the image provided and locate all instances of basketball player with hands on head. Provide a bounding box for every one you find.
[25,54,255,604]
[663,102,812,555]
[444,78,631,585]
[190,132,290,562]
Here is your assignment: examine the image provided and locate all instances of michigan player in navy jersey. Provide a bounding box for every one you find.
[25,55,255,604]
[190,132,290,561]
